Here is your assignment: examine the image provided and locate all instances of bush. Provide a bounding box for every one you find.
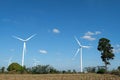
[110,70,120,76]
[118,66,120,71]
[84,67,96,73]
[29,65,59,74]
[97,69,106,74]
[7,63,23,74]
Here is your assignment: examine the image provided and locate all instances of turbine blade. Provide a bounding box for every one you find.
[74,36,82,46]
[26,34,36,41]
[72,48,80,60]
[82,46,91,48]
[13,36,25,41]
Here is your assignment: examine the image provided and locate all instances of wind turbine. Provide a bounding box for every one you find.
[13,34,36,66]
[73,36,90,72]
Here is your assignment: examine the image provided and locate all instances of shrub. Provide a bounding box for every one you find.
[97,69,106,74]
[7,63,23,74]
[110,70,120,76]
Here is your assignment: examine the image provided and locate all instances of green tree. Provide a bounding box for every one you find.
[7,63,22,73]
[67,70,72,73]
[1,67,5,73]
[72,69,76,73]
[118,66,120,71]
[97,38,115,71]
[84,67,96,73]
[20,66,27,74]
[31,65,52,74]
[49,67,59,74]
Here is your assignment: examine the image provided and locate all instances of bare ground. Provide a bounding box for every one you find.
[0,73,120,80]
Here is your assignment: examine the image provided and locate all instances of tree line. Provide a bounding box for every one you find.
[0,63,77,74]
[0,37,119,75]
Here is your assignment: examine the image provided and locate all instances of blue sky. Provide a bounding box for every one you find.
[0,0,120,71]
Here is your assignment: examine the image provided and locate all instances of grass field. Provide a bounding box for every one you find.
[0,73,120,80]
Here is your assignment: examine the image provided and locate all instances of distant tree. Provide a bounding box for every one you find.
[67,70,72,73]
[97,38,115,71]
[1,67,5,73]
[20,66,28,74]
[96,66,106,74]
[118,66,120,71]
[97,68,106,74]
[97,66,106,71]
[72,69,76,73]
[62,70,66,74]
[19,65,60,74]
[7,63,22,73]
[31,65,54,74]
[49,67,59,74]
[84,67,96,73]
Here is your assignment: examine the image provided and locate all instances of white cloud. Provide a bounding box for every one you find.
[113,44,120,53]
[85,31,94,36]
[85,31,101,36]
[82,35,96,41]
[53,28,60,34]
[39,49,47,54]
[95,31,101,35]
[82,31,101,41]
[113,49,120,53]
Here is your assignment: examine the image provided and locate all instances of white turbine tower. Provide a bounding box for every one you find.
[13,34,36,66]
[73,36,90,72]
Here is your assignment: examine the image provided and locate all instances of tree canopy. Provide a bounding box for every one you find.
[97,38,115,71]
[7,63,22,73]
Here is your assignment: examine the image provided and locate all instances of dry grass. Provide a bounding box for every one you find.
[0,73,120,80]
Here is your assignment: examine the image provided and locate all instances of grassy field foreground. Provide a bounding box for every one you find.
[0,74,120,80]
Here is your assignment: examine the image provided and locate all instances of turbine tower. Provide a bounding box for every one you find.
[13,34,36,66]
[73,36,90,72]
